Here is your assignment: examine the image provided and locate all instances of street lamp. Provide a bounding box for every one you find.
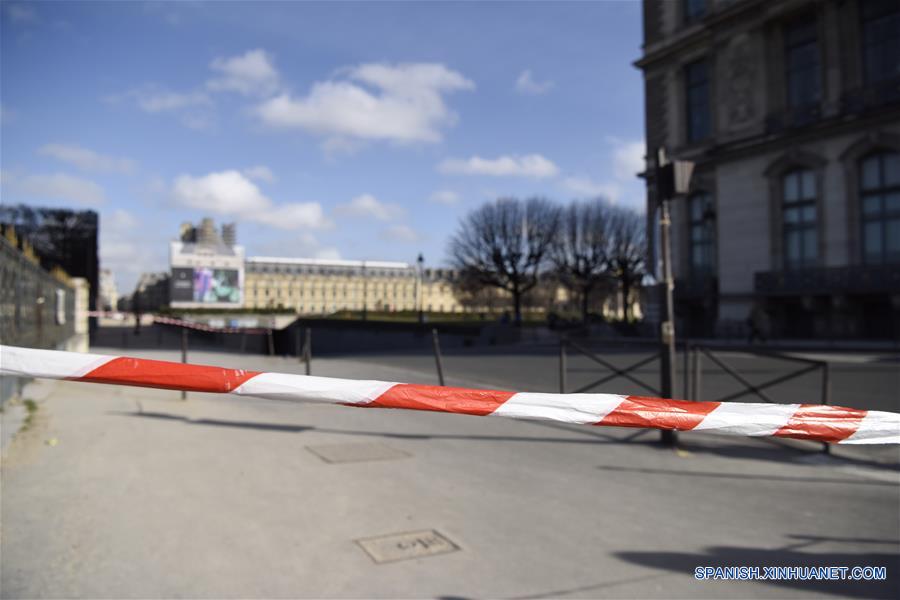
[417,253,424,325]
[654,148,694,447]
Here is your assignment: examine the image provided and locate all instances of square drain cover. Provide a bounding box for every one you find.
[306,442,410,464]
[356,530,459,563]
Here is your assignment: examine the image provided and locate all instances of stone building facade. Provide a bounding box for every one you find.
[243,257,466,315]
[637,0,900,339]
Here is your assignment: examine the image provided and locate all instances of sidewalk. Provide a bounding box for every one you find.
[2,349,898,598]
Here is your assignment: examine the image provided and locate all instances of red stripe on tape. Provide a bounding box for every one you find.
[599,395,721,430]
[773,404,867,443]
[79,357,261,393]
[368,383,515,416]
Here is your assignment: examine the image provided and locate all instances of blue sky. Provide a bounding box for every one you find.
[1,1,646,292]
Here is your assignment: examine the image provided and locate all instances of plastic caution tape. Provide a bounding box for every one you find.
[1,345,897,445]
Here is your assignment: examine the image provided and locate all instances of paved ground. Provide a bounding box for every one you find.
[2,347,898,599]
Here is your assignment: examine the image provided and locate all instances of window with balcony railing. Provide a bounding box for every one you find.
[861,151,900,264]
[783,169,818,269]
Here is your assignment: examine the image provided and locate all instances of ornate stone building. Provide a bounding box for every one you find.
[637,0,900,339]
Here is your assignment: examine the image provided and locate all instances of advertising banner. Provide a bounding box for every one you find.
[170,267,241,304]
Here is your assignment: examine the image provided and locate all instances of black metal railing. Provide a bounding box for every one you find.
[755,264,900,295]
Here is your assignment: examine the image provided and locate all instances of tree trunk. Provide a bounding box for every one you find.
[581,288,590,324]
[621,276,631,322]
[513,289,523,326]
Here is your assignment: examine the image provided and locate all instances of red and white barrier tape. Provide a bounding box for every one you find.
[151,316,270,335]
[1,345,897,445]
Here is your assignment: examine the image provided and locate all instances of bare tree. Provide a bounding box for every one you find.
[551,200,614,323]
[450,197,560,325]
[606,206,647,322]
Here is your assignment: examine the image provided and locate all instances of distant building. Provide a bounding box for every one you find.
[0,204,99,322]
[98,269,119,312]
[132,272,170,313]
[637,0,900,339]
[243,258,476,315]
[170,218,245,309]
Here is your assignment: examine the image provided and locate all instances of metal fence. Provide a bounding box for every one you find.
[1,235,77,404]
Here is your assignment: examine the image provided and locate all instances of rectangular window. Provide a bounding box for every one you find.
[785,16,821,109]
[862,0,900,84]
[861,152,900,264]
[783,169,818,269]
[685,59,711,143]
[688,192,715,275]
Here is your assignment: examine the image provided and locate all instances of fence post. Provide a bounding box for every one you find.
[692,346,702,401]
[296,327,302,363]
[180,328,188,401]
[559,337,567,394]
[821,362,831,454]
[432,328,445,386]
[267,328,275,356]
[304,327,312,376]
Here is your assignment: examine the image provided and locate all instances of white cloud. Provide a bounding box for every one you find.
[561,176,620,202]
[6,3,38,24]
[515,70,554,95]
[243,165,276,183]
[171,170,329,230]
[428,190,460,205]
[110,84,214,129]
[122,85,211,113]
[207,49,280,97]
[99,208,168,293]
[438,154,559,178]
[255,233,341,260]
[380,224,420,243]
[1,170,106,205]
[39,143,136,174]
[612,139,646,180]
[255,62,474,146]
[335,193,403,221]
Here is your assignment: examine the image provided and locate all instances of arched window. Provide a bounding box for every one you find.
[782,169,818,268]
[688,192,715,275]
[860,151,900,264]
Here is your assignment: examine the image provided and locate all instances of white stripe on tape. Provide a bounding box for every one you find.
[491,392,626,424]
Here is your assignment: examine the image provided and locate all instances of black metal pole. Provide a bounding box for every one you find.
[267,328,275,356]
[659,197,677,446]
[180,328,188,401]
[304,327,312,376]
[559,337,567,394]
[431,328,445,386]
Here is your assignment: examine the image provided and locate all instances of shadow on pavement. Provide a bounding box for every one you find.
[614,542,900,599]
[110,410,898,474]
[111,410,664,446]
[594,464,898,487]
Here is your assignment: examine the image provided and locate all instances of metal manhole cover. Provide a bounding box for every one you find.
[356,529,460,563]
[305,442,410,464]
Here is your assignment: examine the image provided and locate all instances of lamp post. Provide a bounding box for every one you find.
[654,148,694,447]
[417,253,424,325]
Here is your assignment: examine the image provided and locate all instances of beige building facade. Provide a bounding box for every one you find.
[244,257,467,315]
[638,0,900,339]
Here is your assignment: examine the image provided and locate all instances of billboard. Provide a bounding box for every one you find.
[171,267,241,304]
